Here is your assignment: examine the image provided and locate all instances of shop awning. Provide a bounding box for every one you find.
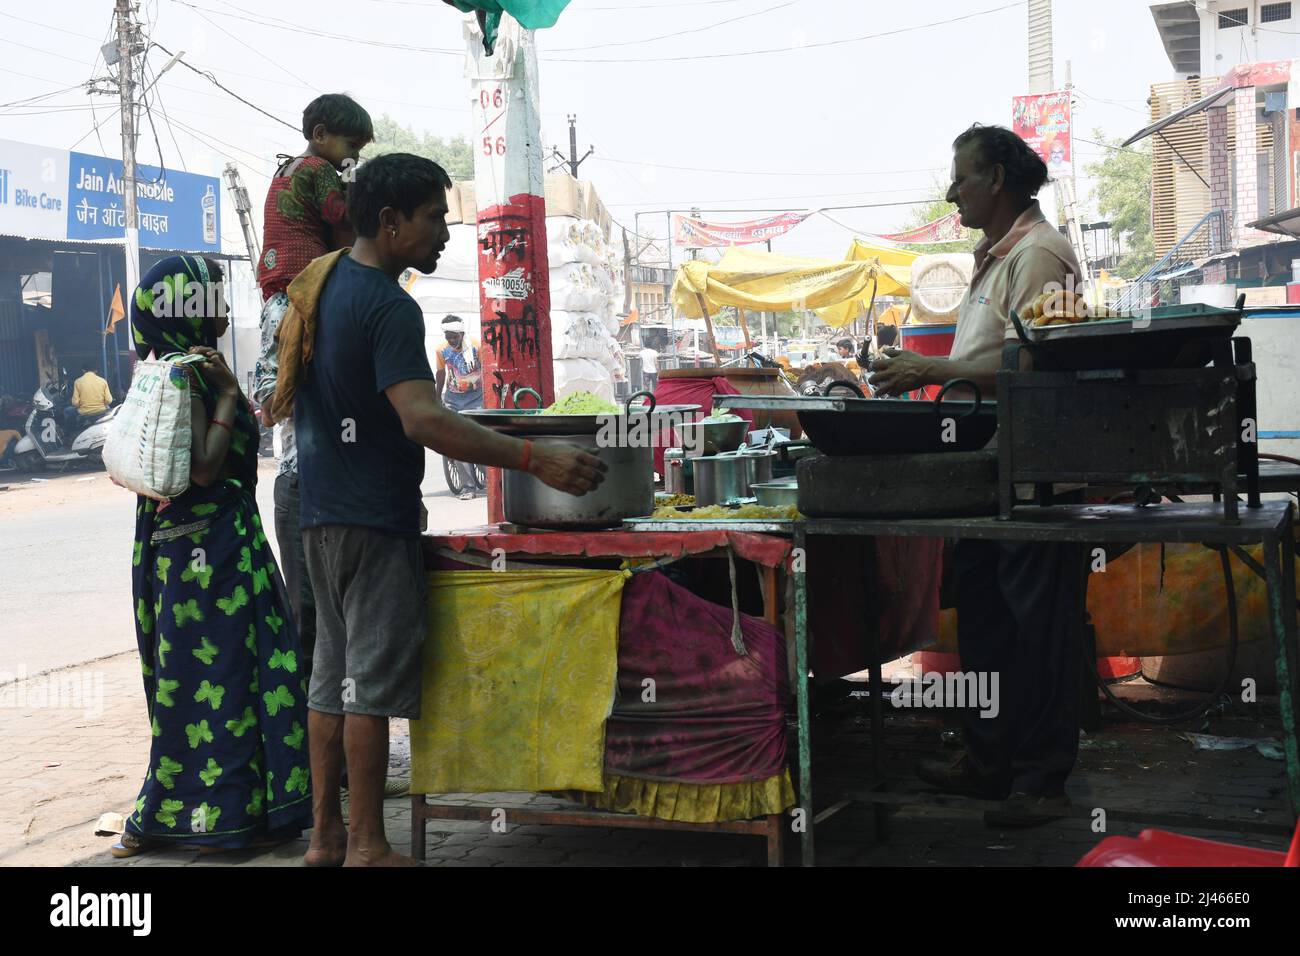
[672,246,882,320]
[1121,86,1235,147]
[1123,85,1232,147]
[1247,206,1300,239]
[817,239,916,327]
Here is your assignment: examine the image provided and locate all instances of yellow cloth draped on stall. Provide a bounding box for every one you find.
[672,246,882,319]
[572,771,797,824]
[817,239,917,329]
[410,568,625,794]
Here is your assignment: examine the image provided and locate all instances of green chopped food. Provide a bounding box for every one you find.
[700,413,743,424]
[542,392,621,415]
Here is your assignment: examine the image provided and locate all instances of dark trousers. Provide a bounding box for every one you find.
[952,539,1089,797]
[273,472,317,682]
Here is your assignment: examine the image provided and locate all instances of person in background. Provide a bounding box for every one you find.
[274,153,606,867]
[253,93,374,686]
[434,315,484,500]
[834,338,862,379]
[113,256,311,858]
[639,345,659,391]
[66,363,112,431]
[869,123,1087,828]
[0,428,20,469]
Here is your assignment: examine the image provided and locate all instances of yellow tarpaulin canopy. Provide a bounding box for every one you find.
[817,239,917,328]
[672,246,883,321]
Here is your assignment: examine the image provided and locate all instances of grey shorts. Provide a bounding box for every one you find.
[303,524,427,719]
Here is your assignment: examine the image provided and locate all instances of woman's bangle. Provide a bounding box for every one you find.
[211,418,233,433]
[519,439,532,472]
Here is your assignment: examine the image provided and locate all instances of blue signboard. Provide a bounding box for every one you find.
[66,152,220,252]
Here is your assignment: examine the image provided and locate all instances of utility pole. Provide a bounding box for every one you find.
[564,114,593,178]
[115,0,141,310]
[223,163,261,281]
[1061,60,1093,289]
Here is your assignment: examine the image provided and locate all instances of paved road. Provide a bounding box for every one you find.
[0,450,485,680]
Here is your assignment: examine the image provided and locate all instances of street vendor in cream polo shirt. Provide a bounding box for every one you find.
[868,123,1081,398]
[869,124,1089,829]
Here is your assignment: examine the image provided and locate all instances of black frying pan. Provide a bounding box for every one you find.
[796,378,997,456]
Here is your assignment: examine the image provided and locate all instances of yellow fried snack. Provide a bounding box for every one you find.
[654,493,695,507]
[650,504,801,520]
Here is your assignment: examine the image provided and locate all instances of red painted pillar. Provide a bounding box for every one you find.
[465,16,553,523]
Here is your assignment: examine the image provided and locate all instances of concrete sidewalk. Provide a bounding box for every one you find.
[2,652,1293,867]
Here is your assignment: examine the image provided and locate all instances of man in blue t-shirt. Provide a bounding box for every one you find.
[295,153,606,868]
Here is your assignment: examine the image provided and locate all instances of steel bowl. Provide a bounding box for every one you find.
[676,418,750,457]
[751,478,799,508]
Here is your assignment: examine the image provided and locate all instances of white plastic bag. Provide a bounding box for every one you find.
[553,357,614,402]
[550,311,608,360]
[103,352,206,501]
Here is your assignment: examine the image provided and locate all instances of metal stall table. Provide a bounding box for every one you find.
[790,503,1296,867]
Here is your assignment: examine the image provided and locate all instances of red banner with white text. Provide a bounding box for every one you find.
[673,212,809,248]
[877,210,965,245]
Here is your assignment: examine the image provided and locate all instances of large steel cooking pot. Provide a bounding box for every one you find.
[692,453,751,506]
[503,432,653,529]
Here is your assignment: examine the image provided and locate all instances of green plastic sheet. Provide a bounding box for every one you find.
[445,0,573,52]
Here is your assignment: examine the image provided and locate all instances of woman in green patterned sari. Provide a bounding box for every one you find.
[113,255,313,856]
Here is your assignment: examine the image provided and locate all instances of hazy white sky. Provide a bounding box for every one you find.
[0,0,1174,260]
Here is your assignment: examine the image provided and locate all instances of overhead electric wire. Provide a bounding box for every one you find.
[87,13,117,156]
[0,84,87,112]
[549,0,797,51]
[163,114,276,175]
[170,1,319,88]
[135,56,170,185]
[150,40,298,132]
[583,0,752,7]
[607,195,937,210]
[595,154,948,179]
[150,76,190,173]
[545,0,1026,62]
[168,0,459,56]
[0,35,101,66]
[0,12,102,40]
[0,65,76,86]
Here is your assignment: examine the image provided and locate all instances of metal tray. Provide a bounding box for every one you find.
[1012,300,1243,370]
[718,379,997,456]
[464,388,700,436]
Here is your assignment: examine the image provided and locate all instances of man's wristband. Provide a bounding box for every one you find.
[519,439,533,472]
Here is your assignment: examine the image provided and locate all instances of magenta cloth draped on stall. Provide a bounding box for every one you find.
[602,570,789,784]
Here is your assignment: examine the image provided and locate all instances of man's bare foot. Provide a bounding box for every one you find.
[304,825,348,867]
[343,840,416,867]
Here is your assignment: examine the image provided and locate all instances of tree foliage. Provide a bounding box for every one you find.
[1084,129,1155,279]
[891,180,980,255]
[362,114,474,180]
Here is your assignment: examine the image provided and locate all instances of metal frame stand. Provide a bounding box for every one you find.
[792,502,1298,866]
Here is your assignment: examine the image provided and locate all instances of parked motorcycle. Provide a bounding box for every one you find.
[11,381,118,472]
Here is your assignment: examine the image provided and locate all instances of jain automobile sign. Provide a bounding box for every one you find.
[0,137,219,252]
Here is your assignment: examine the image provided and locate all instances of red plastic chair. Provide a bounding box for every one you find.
[1077,820,1300,867]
